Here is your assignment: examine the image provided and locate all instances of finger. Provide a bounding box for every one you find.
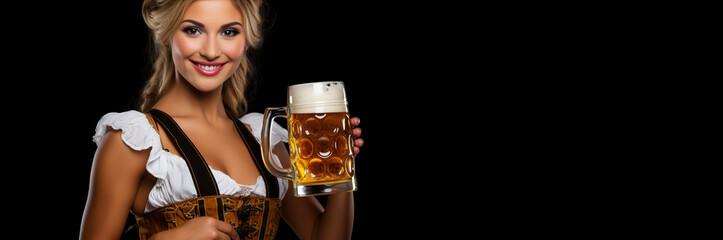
[351,117,360,127]
[354,138,364,148]
[215,220,240,240]
[353,138,363,156]
[353,128,362,138]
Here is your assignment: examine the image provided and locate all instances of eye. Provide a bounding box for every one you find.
[183,27,201,36]
[221,29,240,37]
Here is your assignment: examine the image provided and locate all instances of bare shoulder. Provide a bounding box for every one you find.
[94,129,149,172]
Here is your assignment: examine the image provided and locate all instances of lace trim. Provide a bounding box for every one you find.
[238,184,254,196]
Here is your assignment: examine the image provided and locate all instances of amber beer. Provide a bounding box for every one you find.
[261,82,357,196]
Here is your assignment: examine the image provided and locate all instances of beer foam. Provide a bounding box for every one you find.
[288,81,348,113]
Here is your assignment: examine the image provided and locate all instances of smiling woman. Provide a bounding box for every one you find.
[79,0,362,239]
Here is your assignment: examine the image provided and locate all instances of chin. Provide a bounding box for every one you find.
[189,76,226,92]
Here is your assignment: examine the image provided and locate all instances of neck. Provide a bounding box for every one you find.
[153,75,226,123]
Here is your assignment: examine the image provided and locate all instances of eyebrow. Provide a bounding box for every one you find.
[221,22,243,29]
[181,19,205,28]
[180,19,243,29]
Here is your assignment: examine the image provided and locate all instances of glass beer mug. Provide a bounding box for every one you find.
[261,81,358,196]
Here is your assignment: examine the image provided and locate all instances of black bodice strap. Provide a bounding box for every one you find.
[228,112,280,198]
[148,109,220,197]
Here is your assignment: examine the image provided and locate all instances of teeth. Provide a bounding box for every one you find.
[196,63,221,71]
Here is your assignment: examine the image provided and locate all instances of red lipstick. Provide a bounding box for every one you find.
[190,60,226,76]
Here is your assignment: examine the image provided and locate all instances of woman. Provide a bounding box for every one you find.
[80,0,363,239]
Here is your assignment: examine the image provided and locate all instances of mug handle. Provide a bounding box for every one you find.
[261,107,294,180]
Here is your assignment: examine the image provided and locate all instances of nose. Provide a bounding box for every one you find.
[199,35,221,62]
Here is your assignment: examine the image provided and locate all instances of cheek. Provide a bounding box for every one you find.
[170,33,198,70]
[223,38,246,61]
[172,32,199,57]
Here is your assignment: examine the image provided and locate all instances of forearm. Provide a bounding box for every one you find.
[312,192,354,240]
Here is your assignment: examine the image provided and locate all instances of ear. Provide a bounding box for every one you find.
[242,39,250,52]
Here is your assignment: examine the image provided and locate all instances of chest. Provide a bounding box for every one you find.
[157,119,262,186]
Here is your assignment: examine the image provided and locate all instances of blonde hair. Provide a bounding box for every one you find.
[140,0,264,118]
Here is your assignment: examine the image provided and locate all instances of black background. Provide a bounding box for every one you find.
[15,0,462,238]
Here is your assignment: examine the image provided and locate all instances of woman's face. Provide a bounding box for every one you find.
[170,0,246,93]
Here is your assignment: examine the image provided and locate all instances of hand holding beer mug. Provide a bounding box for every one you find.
[261,82,358,196]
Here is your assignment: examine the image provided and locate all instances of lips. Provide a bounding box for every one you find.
[190,60,226,76]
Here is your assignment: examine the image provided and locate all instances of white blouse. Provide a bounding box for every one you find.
[93,110,289,214]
